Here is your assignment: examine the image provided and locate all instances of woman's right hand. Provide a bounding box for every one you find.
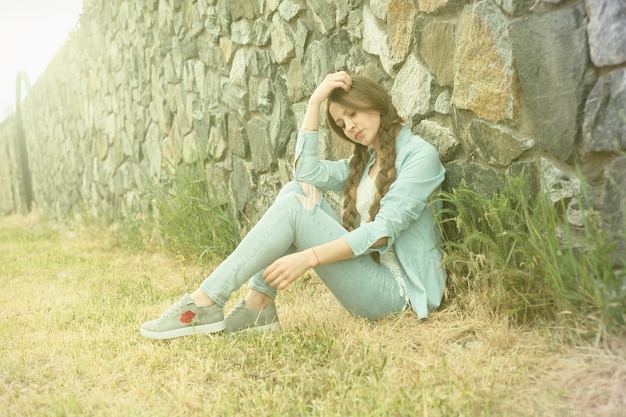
[301,71,352,132]
[309,71,352,106]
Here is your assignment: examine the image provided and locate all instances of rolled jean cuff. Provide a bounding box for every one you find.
[199,285,228,308]
[248,272,278,300]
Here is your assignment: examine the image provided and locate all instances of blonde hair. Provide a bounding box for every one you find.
[325,75,403,260]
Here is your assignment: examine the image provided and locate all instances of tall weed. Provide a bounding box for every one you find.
[124,161,239,264]
[438,170,625,340]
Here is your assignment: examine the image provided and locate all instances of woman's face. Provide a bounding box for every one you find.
[328,101,381,148]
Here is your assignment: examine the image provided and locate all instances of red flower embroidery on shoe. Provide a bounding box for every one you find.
[180,310,196,324]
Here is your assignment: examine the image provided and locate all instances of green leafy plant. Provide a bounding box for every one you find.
[127,160,239,264]
[438,169,625,340]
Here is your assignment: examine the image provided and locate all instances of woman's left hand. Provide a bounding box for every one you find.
[263,250,316,290]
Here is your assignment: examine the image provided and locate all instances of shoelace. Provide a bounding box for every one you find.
[158,296,189,319]
[225,302,246,319]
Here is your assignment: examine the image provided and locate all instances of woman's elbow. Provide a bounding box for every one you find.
[372,237,388,248]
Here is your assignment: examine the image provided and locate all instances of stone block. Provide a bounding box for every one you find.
[229,49,249,88]
[469,119,534,167]
[391,54,435,120]
[255,78,274,116]
[370,0,390,20]
[231,0,260,20]
[271,13,296,64]
[420,21,455,88]
[198,32,226,68]
[247,118,276,174]
[193,61,206,98]
[230,156,253,213]
[362,5,403,74]
[204,15,221,38]
[222,83,249,118]
[278,0,304,21]
[247,50,275,78]
[387,0,416,65]
[182,132,201,164]
[583,68,626,152]
[143,122,162,178]
[208,122,228,162]
[270,75,295,157]
[162,119,183,165]
[510,6,588,161]
[452,1,519,123]
[602,156,626,265]
[506,161,540,203]
[307,0,336,35]
[414,119,460,163]
[294,20,309,61]
[231,19,252,45]
[417,0,466,14]
[329,29,353,59]
[539,157,591,228]
[302,39,334,95]
[492,0,534,16]
[586,0,626,67]
[252,18,271,46]
[227,112,249,158]
[286,60,304,102]
[434,90,452,114]
[539,157,581,205]
[444,160,504,196]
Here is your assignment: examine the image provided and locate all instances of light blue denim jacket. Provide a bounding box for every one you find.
[294,126,447,319]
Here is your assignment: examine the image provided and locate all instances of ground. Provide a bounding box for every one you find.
[0,214,624,416]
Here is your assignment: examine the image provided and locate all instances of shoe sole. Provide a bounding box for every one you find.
[140,320,225,340]
[227,321,281,335]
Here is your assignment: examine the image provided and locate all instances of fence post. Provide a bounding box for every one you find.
[15,71,34,213]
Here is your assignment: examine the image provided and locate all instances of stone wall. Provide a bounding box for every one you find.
[0,0,624,258]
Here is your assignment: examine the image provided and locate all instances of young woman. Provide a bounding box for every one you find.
[140,71,447,339]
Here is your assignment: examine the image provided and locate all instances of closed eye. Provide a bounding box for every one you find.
[336,111,356,130]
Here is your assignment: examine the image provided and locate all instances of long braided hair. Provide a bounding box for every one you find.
[325,76,403,260]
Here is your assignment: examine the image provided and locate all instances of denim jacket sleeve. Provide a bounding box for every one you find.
[293,130,349,193]
[342,128,446,257]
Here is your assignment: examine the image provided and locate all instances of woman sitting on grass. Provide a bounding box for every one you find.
[140,71,447,339]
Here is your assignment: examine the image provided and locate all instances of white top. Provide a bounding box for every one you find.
[356,174,408,301]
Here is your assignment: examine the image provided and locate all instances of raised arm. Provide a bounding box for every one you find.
[301,71,352,132]
[295,72,352,170]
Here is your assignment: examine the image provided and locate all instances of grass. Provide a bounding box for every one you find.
[438,171,625,341]
[1,213,625,416]
[120,161,240,265]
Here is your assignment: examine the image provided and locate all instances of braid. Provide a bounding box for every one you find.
[341,144,368,231]
[367,118,398,223]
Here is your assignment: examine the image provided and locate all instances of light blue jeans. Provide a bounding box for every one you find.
[200,181,407,320]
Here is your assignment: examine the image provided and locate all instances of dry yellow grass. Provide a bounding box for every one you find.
[0,213,624,416]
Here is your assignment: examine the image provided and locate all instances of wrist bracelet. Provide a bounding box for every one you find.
[311,247,321,266]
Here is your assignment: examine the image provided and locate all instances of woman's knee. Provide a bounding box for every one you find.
[276,180,305,198]
[276,181,321,210]
[296,182,321,210]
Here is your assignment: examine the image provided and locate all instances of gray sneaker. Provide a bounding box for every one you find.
[140,294,225,340]
[224,299,280,334]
